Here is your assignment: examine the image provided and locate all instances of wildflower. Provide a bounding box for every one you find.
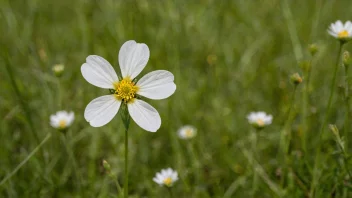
[153,168,178,187]
[290,73,303,85]
[177,125,197,139]
[247,111,273,128]
[102,160,111,172]
[328,20,352,42]
[81,40,176,132]
[52,64,65,77]
[50,111,74,130]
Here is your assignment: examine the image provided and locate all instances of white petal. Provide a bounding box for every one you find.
[344,21,352,30]
[336,20,344,31]
[136,70,176,100]
[84,95,121,127]
[328,30,338,37]
[118,40,150,79]
[81,55,119,89]
[127,99,161,132]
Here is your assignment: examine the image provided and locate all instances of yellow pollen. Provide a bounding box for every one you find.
[256,119,265,127]
[114,78,139,103]
[338,30,349,38]
[163,177,172,186]
[59,120,67,128]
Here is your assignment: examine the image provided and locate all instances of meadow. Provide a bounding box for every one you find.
[1,0,352,197]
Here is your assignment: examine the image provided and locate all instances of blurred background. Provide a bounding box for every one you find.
[1,0,352,197]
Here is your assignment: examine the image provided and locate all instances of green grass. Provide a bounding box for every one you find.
[1,0,352,197]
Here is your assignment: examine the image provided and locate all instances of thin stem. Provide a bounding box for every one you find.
[317,42,343,142]
[250,128,258,196]
[120,105,130,198]
[0,133,51,186]
[310,42,344,196]
[302,58,314,153]
[113,176,122,197]
[124,127,129,198]
[342,148,352,180]
[167,187,174,198]
[187,141,200,185]
[61,132,82,190]
[284,86,297,155]
[279,86,297,188]
[343,64,350,149]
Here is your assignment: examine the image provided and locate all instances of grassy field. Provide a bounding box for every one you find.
[1,0,352,197]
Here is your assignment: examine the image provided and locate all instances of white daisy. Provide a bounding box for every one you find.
[328,20,352,41]
[81,40,176,132]
[153,168,178,187]
[247,111,273,128]
[177,125,197,139]
[50,111,74,130]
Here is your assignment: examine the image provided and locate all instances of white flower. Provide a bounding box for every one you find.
[50,111,74,129]
[81,40,176,132]
[153,168,178,187]
[328,20,352,41]
[247,111,272,128]
[177,125,197,139]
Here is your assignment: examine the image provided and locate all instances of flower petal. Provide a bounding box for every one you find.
[81,55,119,89]
[84,95,121,127]
[118,40,150,79]
[136,70,176,100]
[127,99,161,132]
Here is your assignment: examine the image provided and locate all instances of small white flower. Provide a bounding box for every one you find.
[328,20,352,41]
[50,111,74,129]
[153,168,178,187]
[247,111,272,128]
[81,40,176,132]
[177,125,197,139]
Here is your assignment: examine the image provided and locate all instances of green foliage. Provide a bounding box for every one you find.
[1,0,352,197]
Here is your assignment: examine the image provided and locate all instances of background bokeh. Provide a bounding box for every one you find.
[1,0,352,197]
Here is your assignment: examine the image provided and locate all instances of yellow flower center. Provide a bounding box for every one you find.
[338,30,349,38]
[114,78,139,103]
[59,120,67,128]
[185,129,193,137]
[163,177,172,186]
[256,119,265,127]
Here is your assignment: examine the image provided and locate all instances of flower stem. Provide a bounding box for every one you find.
[310,41,344,196]
[278,86,297,188]
[302,57,314,153]
[317,42,343,142]
[124,127,129,198]
[113,176,123,197]
[343,63,350,149]
[121,111,130,198]
[283,86,297,155]
[250,128,258,196]
[61,132,82,191]
[167,187,174,198]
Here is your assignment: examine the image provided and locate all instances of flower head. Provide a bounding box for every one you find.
[153,168,178,187]
[290,73,303,85]
[247,111,273,128]
[50,111,74,130]
[177,125,197,139]
[52,64,65,77]
[81,40,176,132]
[328,20,352,42]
